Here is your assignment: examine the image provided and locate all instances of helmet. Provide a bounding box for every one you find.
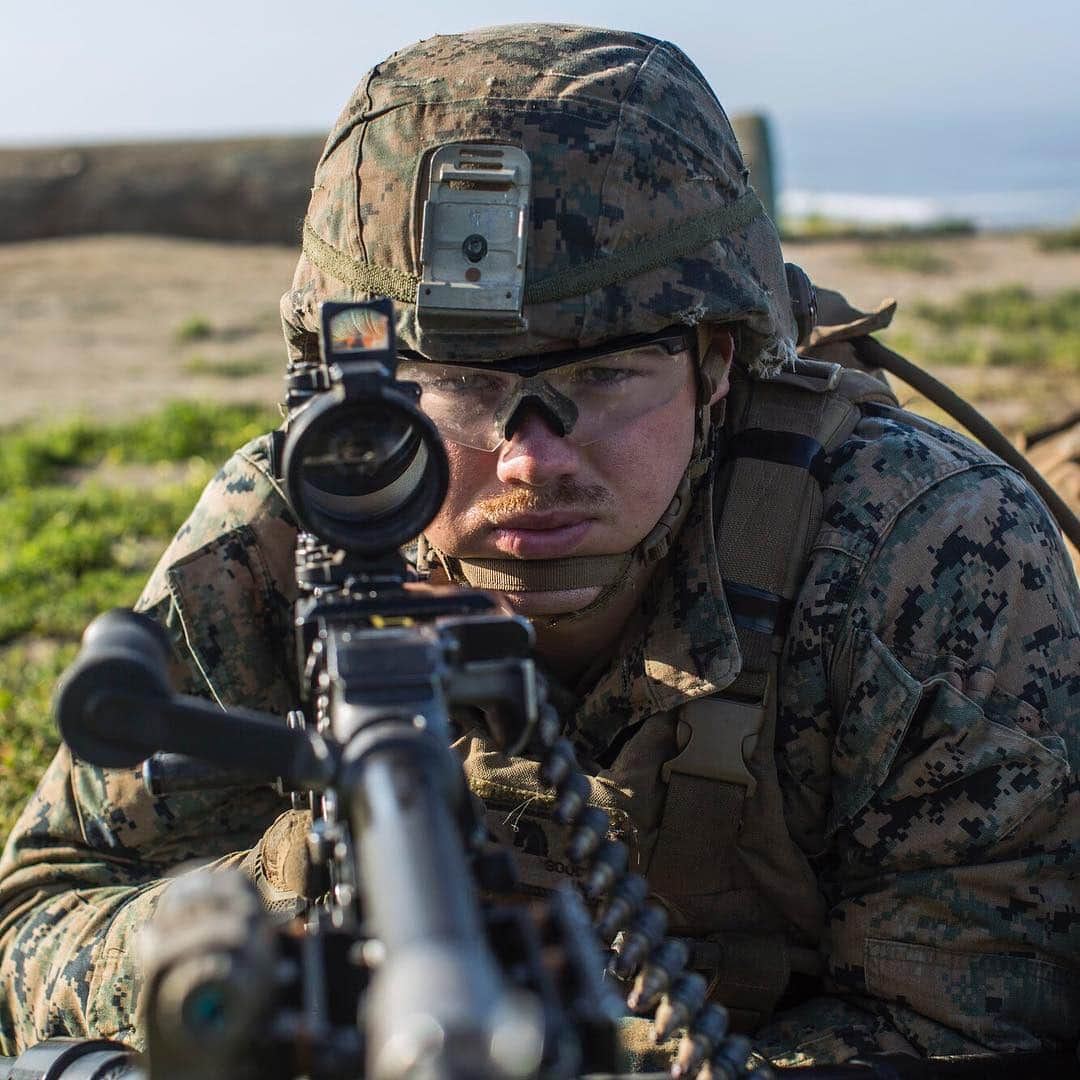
[282,23,795,368]
[280,24,798,614]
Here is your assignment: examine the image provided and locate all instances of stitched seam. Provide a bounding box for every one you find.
[580,40,654,342]
[346,95,729,168]
[165,574,226,709]
[235,442,291,509]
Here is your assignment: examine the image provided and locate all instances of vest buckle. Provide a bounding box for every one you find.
[660,694,766,797]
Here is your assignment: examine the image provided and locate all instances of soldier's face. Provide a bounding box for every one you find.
[424,331,732,616]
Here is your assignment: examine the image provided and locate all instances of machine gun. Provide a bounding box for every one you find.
[33,299,746,1080]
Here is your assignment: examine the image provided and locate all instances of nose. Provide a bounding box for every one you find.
[496,406,581,487]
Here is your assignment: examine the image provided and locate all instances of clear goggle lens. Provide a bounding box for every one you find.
[397,342,692,451]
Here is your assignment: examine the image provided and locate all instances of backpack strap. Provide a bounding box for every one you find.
[647,359,897,1021]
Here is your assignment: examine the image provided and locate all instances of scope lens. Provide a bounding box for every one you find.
[301,403,426,521]
[285,390,448,555]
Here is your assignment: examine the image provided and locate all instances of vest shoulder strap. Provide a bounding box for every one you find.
[716,358,898,686]
[649,360,897,1020]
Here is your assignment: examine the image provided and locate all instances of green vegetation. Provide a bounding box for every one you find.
[897,286,1080,373]
[782,214,975,242]
[0,401,272,489]
[2,481,205,642]
[1035,221,1080,252]
[0,401,277,838]
[913,286,1080,334]
[862,242,952,275]
[0,642,75,835]
[174,313,214,343]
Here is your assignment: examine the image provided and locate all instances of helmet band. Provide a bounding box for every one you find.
[301,189,764,310]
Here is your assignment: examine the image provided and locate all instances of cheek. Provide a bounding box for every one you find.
[423,441,495,547]
[592,397,695,540]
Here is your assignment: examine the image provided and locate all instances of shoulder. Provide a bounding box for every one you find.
[779,403,1078,785]
[169,434,292,559]
[814,404,1012,563]
[136,433,299,711]
[139,434,296,611]
[801,406,1079,756]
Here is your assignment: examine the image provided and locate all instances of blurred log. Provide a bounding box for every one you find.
[3,120,781,245]
[0,136,324,244]
[1027,420,1080,503]
[731,113,777,224]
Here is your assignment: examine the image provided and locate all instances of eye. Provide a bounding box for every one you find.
[427,370,506,397]
[568,365,639,387]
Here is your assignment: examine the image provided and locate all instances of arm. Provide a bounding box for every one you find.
[761,455,1080,1064]
[0,442,297,1054]
[0,747,267,1054]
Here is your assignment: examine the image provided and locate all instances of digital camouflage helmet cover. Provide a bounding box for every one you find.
[281,23,797,373]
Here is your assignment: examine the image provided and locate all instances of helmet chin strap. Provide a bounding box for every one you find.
[418,326,724,627]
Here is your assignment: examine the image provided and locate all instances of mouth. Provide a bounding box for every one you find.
[487,511,595,558]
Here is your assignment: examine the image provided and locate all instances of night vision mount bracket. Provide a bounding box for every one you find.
[417,143,531,334]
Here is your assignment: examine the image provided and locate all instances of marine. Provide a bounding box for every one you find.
[1,24,1078,1071]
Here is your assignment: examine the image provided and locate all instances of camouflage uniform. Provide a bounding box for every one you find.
[1,23,1079,1070]
[2,406,1077,1065]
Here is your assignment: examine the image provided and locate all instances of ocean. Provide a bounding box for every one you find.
[774,109,1080,229]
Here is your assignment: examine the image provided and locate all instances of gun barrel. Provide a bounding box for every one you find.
[348,740,541,1080]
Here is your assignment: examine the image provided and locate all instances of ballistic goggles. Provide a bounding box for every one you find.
[396,328,694,452]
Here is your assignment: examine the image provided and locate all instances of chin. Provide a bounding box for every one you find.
[499,587,602,617]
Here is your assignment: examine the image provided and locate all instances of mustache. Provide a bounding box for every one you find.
[476,479,613,522]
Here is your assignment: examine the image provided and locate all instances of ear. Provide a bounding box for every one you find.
[705,327,735,406]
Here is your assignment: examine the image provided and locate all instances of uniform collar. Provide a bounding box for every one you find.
[567,470,742,761]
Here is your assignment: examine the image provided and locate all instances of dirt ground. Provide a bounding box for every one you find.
[0,235,297,426]
[1,230,1078,429]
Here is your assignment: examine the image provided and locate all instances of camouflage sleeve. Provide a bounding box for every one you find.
[0,440,296,1055]
[762,458,1080,1065]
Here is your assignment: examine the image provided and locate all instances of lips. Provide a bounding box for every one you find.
[489,510,588,530]
[487,511,594,558]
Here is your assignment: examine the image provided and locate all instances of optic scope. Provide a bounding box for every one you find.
[281,299,449,556]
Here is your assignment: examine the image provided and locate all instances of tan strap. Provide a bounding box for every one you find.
[443,551,632,592]
[718,361,836,598]
[648,689,800,1022]
[688,932,794,1020]
[645,361,898,1019]
[806,289,898,350]
[648,695,767,897]
[647,776,745,899]
[715,360,898,695]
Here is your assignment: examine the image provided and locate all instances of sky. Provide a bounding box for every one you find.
[4,1,1079,223]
